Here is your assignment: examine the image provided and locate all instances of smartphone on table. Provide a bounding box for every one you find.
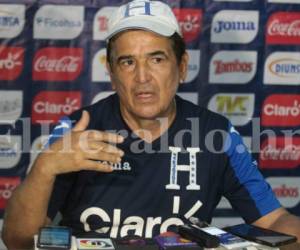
[223,223,297,247]
[37,226,72,249]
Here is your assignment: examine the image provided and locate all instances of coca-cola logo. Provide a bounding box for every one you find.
[261,95,300,126]
[0,46,24,80]
[173,8,202,43]
[259,137,300,169]
[33,47,83,81]
[31,91,82,124]
[0,177,20,209]
[266,12,300,44]
[213,60,253,74]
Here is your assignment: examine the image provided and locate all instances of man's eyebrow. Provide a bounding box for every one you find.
[117,55,133,63]
[148,50,168,57]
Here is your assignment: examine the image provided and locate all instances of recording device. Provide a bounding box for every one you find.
[37,226,72,249]
[178,224,220,248]
[223,223,297,247]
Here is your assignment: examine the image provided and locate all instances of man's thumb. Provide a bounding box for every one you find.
[73,110,90,131]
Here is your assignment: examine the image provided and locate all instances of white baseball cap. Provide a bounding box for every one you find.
[106,0,182,40]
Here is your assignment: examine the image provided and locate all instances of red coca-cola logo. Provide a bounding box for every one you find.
[0,46,24,80]
[173,8,202,43]
[261,95,300,127]
[0,177,20,209]
[214,60,253,74]
[33,47,83,81]
[266,12,300,44]
[31,91,82,124]
[259,137,300,169]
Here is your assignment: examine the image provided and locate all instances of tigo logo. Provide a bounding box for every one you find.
[0,177,20,209]
[259,137,300,169]
[262,95,300,127]
[0,91,23,124]
[266,12,300,45]
[93,7,117,40]
[33,47,83,81]
[267,177,300,208]
[173,9,202,43]
[208,93,254,126]
[0,136,21,169]
[92,48,110,82]
[211,10,259,44]
[77,239,114,249]
[32,91,82,124]
[264,52,300,85]
[0,4,25,38]
[185,50,200,83]
[209,51,257,84]
[34,5,84,40]
[0,46,24,80]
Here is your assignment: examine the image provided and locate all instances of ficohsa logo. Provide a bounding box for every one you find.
[32,91,82,124]
[259,137,300,169]
[211,10,259,44]
[0,90,23,124]
[267,177,300,208]
[0,4,25,38]
[0,177,20,209]
[33,47,83,81]
[264,52,300,85]
[209,50,257,84]
[34,5,84,40]
[0,46,24,80]
[77,238,114,249]
[173,8,202,43]
[93,7,117,40]
[261,94,300,127]
[266,12,300,45]
[208,93,254,126]
[185,50,200,83]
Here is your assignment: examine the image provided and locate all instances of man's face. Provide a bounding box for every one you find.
[107,30,188,121]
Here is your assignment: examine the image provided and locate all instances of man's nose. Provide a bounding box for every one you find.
[134,61,151,83]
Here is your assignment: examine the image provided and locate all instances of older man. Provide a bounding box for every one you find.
[2,0,300,249]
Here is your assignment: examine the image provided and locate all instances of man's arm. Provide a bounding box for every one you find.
[2,111,124,249]
[253,207,300,242]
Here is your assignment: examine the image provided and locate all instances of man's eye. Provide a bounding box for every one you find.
[120,59,134,66]
[151,57,164,64]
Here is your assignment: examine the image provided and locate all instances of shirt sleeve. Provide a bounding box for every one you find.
[222,123,281,223]
[44,116,75,220]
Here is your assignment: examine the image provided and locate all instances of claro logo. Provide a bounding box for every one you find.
[266,12,300,45]
[0,46,24,80]
[259,137,300,169]
[33,47,83,81]
[261,94,300,126]
[173,8,202,43]
[31,91,82,124]
[0,177,20,209]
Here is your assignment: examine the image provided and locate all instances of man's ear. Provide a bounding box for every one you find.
[106,61,116,90]
[179,52,189,84]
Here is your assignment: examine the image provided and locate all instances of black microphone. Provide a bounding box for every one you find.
[178,224,220,248]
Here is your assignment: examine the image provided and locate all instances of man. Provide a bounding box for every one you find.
[2,0,300,249]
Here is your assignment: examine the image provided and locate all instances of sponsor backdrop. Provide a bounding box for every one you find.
[0,0,300,231]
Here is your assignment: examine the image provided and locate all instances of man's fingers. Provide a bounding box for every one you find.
[83,160,114,172]
[84,150,122,164]
[82,141,124,156]
[73,110,90,132]
[81,130,124,144]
